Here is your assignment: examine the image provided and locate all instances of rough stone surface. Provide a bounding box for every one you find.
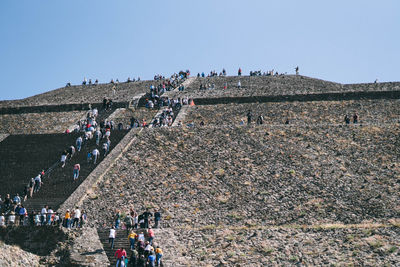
[69,227,109,266]
[1,75,400,266]
[0,134,9,142]
[157,225,400,266]
[164,75,400,99]
[0,80,156,108]
[186,100,400,126]
[107,107,157,128]
[0,111,86,134]
[84,126,400,227]
[0,241,41,267]
[82,125,400,265]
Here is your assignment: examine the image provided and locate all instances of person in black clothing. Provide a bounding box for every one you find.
[23,186,29,202]
[247,110,253,125]
[4,194,11,210]
[136,255,145,267]
[256,115,264,125]
[129,250,138,267]
[344,115,350,124]
[353,113,358,124]
[154,210,161,228]
[118,122,124,130]
[103,98,107,110]
[142,208,152,229]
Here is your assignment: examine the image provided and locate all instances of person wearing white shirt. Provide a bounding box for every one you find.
[8,212,16,225]
[73,208,81,228]
[41,206,47,225]
[109,227,116,249]
[0,214,5,227]
[92,149,100,164]
[76,136,83,152]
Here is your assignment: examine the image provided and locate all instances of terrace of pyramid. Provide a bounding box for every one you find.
[0,73,399,266]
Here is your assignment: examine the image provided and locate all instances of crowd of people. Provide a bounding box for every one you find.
[0,169,47,224]
[194,67,300,78]
[0,105,117,227]
[242,110,360,126]
[109,208,163,267]
[0,202,87,228]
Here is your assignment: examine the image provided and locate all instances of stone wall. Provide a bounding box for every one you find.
[0,111,86,134]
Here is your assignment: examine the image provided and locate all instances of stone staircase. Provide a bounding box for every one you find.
[97,228,130,266]
[0,133,79,199]
[22,129,129,213]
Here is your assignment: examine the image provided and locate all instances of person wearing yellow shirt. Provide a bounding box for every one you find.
[64,209,71,228]
[128,231,137,250]
[155,246,163,266]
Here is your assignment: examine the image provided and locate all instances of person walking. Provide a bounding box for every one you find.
[72,207,81,228]
[76,136,83,152]
[61,150,68,168]
[154,210,161,228]
[73,163,80,180]
[114,247,127,267]
[128,231,137,250]
[29,178,35,198]
[109,226,116,249]
[92,148,100,164]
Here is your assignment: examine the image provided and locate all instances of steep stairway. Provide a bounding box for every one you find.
[97,228,134,267]
[22,130,129,213]
[0,133,79,199]
[97,228,167,267]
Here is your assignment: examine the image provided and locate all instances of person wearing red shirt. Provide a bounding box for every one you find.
[114,248,127,266]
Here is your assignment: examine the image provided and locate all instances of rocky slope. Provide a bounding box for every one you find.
[84,126,399,227]
[0,80,156,108]
[81,125,400,264]
[0,241,41,267]
[164,75,400,99]
[0,111,86,134]
[185,100,400,126]
[157,224,400,266]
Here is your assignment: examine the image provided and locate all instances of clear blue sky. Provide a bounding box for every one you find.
[0,0,399,100]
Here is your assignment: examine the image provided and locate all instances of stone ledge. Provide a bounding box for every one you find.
[69,227,109,267]
[0,134,9,143]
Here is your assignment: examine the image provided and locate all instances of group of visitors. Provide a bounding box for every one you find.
[243,110,265,125]
[242,110,360,126]
[0,204,86,228]
[250,69,287,76]
[197,68,227,78]
[109,208,163,266]
[81,78,99,86]
[0,168,45,216]
[344,113,359,124]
